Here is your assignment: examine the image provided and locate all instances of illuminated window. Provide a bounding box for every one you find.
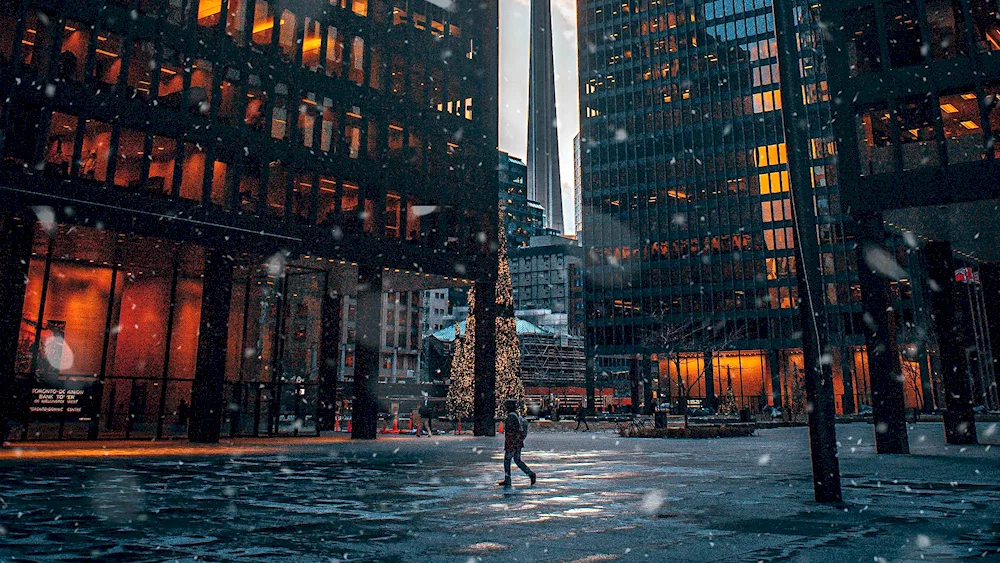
[970,0,1000,52]
[898,96,940,170]
[856,105,895,176]
[58,21,88,82]
[939,91,984,163]
[757,171,788,194]
[348,36,365,84]
[114,128,146,189]
[251,0,273,46]
[148,136,177,195]
[302,18,322,70]
[198,0,223,27]
[93,33,122,86]
[44,112,77,177]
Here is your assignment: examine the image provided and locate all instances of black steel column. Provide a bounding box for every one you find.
[768,349,783,408]
[642,357,654,415]
[317,280,342,431]
[585,354,596,412]
[773,0,842,501]
[980,263,1000,409]
[924,242,977,444]
[908,249,936,412]
[854,212,909,453]
[840,347,856,415]
[0,214,32,446]
[703,350,715,410]
[352,263,382,440]
[629,356,640,414]
[189,248,234,443]
[473,278,498,436]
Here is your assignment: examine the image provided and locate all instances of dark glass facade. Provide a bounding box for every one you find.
[577,0,867,412]
[0,0,498,440]
[826,0,1000,414]
[499,150,544,248]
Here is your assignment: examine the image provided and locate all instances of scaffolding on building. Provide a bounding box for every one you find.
[520,333,586,388]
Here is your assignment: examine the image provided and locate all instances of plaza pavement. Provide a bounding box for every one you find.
[0,422,997,562]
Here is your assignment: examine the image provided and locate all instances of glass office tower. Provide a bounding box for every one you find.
[577,0,867,413]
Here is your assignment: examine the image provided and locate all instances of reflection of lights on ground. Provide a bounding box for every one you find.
[0,436,352,460]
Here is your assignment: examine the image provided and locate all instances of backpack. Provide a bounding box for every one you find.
[519,413,529,437]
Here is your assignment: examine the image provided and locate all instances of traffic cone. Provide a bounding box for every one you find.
[347,419,352,433]
[334,415,341,432]
[457,420,462,435]
[498,422,504,434]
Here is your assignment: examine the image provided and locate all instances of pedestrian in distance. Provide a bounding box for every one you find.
[498,400,536,488]
[418,402,434,436]
[574,403,590,431]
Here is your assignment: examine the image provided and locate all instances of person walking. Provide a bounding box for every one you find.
[498,400,536,488]
[418,402,434,436]
[574,402,590,431]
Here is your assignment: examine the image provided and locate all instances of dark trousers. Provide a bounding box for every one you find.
[575,417,589,430]
[503,449,532,482]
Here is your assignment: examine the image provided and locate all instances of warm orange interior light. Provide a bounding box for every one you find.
[960,120,980,130]
[940,104,959,114]
[198,0,222,19]
[253,18,275,34]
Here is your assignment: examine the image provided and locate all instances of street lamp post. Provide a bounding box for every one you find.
[771,0,843,503]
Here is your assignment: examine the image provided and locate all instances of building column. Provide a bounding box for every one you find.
[980,263,1000,411]
[189,248,234,443]
[840,347,856,415]
[924,241,978,444]
[474,278,498,436]
[854,212,909,454]
[317,282,342,431]
[642,357,654,415]
[908,248,936,412]
[703,350,715,410]
[767,349,782,408]
[585,354,596,412]
[628,356,640,414]
[0,214,32,445]
[352,263,382,440]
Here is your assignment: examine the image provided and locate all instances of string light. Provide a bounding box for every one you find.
[446,287,475,424]
[494,214,525,418]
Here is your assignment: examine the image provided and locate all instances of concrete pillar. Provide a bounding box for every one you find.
[854,212,909,454]
[980,263,1000,410]
[317,282,342,431]
[924,241,978,444]
[0,214,32,445]
[473,279,497,436]
[189,248,234,443]
[352,263,382,439]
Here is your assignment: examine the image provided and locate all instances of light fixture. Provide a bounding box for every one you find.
[940,103,959,114]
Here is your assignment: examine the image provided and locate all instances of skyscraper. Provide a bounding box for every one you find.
[576,0,861,413]
[527,0,564,233]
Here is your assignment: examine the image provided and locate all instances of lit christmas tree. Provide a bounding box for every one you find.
[494,219,524,418]
[718,367,739,416]
[446,289,475,429]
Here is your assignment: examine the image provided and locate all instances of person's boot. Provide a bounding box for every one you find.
[529,472,537,486]
[498,477,512,488]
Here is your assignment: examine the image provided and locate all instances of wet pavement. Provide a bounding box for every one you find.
[0,422,998,562]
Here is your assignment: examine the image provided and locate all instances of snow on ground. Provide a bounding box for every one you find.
[0,422,997,562]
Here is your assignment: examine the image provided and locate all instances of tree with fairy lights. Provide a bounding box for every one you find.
[718,367,739,416]
[494,220,524,419]
[446,289,475,431]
